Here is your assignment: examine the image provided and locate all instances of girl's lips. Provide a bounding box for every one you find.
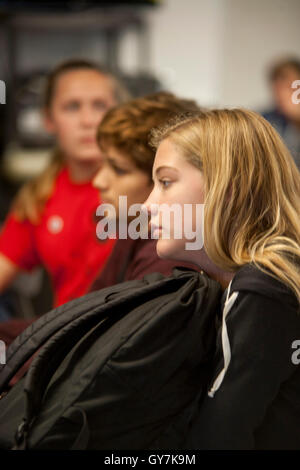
[80,137,96,144]
[150,224,163,237]
[149,222,162,231]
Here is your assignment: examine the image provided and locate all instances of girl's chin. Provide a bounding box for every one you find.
[156,238,185,261]
[70,153,102,163]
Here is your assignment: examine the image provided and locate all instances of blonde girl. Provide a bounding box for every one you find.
[145,108,300,449]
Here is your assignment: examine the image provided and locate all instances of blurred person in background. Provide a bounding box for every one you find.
[0,58,129,320]
[262,57,300,169]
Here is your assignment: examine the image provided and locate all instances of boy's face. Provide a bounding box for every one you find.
[93,145,153,218]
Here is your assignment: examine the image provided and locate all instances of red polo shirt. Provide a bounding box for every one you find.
[0,168,115,306]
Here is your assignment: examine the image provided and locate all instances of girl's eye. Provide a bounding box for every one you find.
[113,166,128,175]
[159,179,172,189]
[64,102,80,111]
[106,158,129,175]
[94,100,108,111]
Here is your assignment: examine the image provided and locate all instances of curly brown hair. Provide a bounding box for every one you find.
[97,92,202,178]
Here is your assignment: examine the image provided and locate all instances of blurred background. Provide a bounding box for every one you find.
[0,0,299,316]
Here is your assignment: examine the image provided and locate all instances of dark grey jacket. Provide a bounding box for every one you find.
[190,263,300,450]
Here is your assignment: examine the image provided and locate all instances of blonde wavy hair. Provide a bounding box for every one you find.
[151,108,300,303]
[12,59,130,224]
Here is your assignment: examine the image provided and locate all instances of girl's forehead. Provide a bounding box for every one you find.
[53,69,114,98]
[154,139,188,172]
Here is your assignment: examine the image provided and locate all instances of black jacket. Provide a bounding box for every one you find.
[190,263,300,450]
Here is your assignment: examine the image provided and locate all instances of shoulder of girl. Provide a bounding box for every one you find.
[230,263,299,313]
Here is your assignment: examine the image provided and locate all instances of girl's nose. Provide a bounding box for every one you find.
[142,188,158,215]
[80,107,98,127]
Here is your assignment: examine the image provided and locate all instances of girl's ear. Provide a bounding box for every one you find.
[43,108,56,134]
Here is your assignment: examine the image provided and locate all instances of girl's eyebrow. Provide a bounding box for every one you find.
[155,166,179,177]
[61,98,80,104]
[106,156,132,171]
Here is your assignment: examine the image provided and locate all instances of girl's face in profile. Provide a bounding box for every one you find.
[144,138,205,264]
[93,145,153,219]
[44,69,117,165]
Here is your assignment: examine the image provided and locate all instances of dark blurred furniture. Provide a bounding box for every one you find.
[0,1,161,158]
